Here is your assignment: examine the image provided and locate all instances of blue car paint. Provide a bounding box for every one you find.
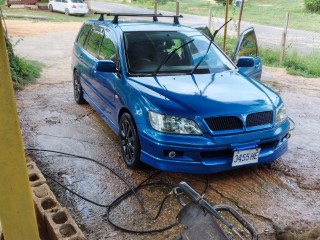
[72,20,289,174]
[238,57,262,81]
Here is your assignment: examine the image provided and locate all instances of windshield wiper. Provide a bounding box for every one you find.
[153,39,194,76]
[190,18,232,75]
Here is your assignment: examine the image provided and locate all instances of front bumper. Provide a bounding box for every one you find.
[138,120,290,174]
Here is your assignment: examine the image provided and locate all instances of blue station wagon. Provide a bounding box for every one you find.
[71,13,290,174]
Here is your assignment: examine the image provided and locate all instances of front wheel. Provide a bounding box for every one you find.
[48,4,53,12]
[120,113,141,169]
[65,8,69,15]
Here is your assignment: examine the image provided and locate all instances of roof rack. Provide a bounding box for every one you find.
[94,12,183,24]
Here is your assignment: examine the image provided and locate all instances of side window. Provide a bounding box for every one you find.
[85,31,103,58]
[99,37,116,61]
[77,24,92,47]
[237,31,257,58]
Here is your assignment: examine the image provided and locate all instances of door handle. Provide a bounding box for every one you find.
[79,54,83,59]
[91,67,97,75]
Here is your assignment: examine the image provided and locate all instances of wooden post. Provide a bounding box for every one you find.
[237,0,245,38]
[280,12,289,65]
[176,0,180,16]
[154,0,157,14]
[208,7,212,33]
[223,0,229,52]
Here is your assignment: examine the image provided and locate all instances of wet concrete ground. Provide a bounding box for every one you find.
[12,23,320,239]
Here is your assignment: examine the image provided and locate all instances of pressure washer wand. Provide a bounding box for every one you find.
[177,181,244,240]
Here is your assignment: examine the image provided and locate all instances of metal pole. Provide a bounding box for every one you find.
[280,12,289,65]
[223,0,229,52]
[0,19,40,240]
[237,0,245,38]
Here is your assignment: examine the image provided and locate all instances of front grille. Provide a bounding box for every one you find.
[205,116,243,131]
[246,111,273,127]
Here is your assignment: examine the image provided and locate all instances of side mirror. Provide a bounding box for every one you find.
[95,60,117,72]
[237,57,255,68]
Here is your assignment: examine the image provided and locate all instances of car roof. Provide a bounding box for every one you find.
[85,19,198,33]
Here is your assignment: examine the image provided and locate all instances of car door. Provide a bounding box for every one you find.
[60,0,67,12]
[92,30,119,125]
[80,27,105,109]
[232,27,262,81]
[52,0,61,12]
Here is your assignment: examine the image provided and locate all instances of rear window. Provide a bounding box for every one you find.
[86,31,103,58]
[77,24,92,47]
[71,0,84,3]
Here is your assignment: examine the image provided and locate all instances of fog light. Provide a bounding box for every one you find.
[169,151,176,158]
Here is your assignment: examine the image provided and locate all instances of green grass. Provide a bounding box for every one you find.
[124,0,320,32]
[11,57,43,89]
[0,0,4,5]
[214,35,320,78]
[6,38,43,89]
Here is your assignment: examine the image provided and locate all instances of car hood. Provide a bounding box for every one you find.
[128,70,279,117]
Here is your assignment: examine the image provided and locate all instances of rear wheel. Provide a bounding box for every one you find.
[49,4,53,12]
[120,113,141,169]
[73,70,86,104]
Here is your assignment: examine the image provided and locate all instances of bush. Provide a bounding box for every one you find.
[305,0,320,12]
[0,0,4,5]
[6,38,42,89]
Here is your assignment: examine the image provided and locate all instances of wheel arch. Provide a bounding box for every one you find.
[118,107,143,134]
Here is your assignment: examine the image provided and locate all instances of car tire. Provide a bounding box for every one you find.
[120,113,141,169]
[73,70,86,104]
[49,4,53,12]
[65,8,69,15]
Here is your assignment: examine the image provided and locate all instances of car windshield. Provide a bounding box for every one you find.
[123,31,235,76]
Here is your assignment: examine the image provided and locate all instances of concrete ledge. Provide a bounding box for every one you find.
[27,160,86,240]
[27,161,47,187]
[45,208,86,240]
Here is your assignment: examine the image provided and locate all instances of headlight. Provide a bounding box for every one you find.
[148,111,202,135]
[275,104,287,125]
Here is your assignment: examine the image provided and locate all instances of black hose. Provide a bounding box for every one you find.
[25,148,183,234]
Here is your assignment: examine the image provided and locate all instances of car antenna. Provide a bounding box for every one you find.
[190,18,232,75]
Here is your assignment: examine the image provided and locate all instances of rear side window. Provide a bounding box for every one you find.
[85,31,103,58]
[77,24,92,47]
[99,37,116,61]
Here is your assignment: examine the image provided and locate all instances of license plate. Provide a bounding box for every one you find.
[232,148,261,167]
